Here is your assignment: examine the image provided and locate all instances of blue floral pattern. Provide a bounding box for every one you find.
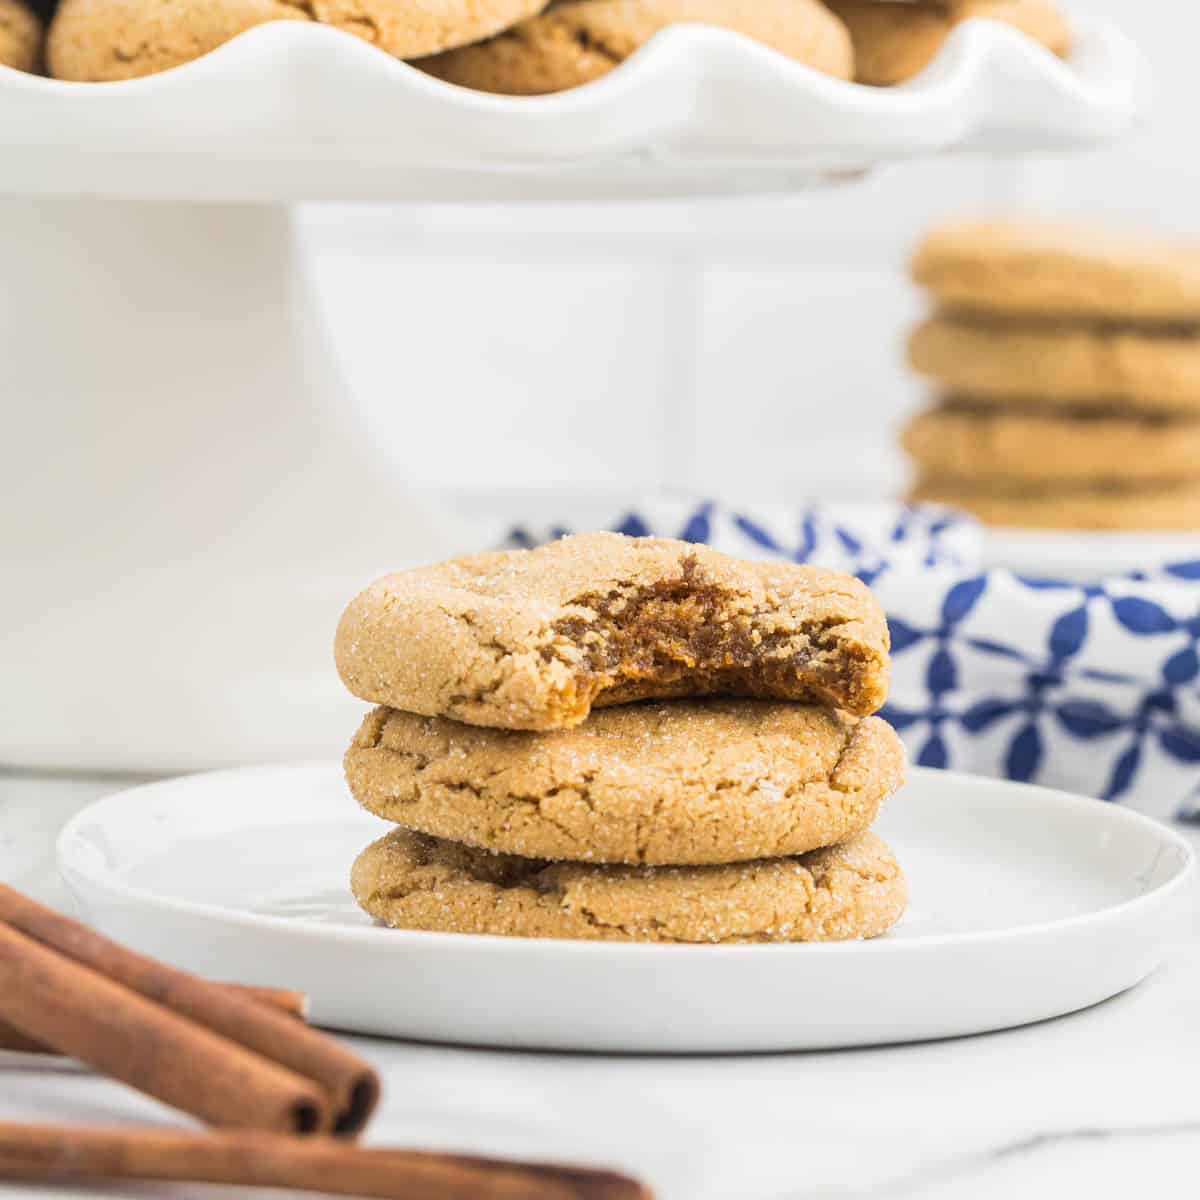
[508,500,1200,822]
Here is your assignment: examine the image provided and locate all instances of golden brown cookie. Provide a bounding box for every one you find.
[416,0,853,95]
[352,827,907,943]
[1,0,43,72]
[47,0,550,81]
[825,0,1069,86]
[909,315,1200,413]
[910,475,1200,531]
[902,402,1200,485]
[346,700,905,865]
[912,218,1200,322]
[335,533,891,730]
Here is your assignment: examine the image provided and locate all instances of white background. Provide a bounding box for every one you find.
[297,0,1194,512]
[6,17,1200,1196]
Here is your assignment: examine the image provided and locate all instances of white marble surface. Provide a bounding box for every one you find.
[2,770,1199,1200]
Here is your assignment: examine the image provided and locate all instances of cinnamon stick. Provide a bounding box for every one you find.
[0,922,331,1135]
[0,983,307,1056]
[0,1124,653,1200]
[0,884,378,1135]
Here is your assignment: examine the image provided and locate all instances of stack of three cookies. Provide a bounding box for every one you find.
[903,219,1200,530]
[335,533,907,944]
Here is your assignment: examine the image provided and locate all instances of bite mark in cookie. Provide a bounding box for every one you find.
[335,532,891,730]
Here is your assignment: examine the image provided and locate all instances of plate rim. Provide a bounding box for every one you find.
[56,762,1196,959]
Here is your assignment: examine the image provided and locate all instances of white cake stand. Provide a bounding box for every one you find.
[0,18,1146,771]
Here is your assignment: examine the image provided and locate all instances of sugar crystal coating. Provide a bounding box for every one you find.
[335,532,891,731]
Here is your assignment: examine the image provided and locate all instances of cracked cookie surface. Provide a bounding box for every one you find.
[415,0,853,95]
[351,827,906,943]
[909,315,1200,412]
[1,0,42,71]
[335,532,890,731]
[346,699,905,865]
[912,218,1200,322]
[825,0,1068,87]
[47,0,550,81]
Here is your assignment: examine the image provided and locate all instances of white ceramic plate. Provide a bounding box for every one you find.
[57,764,1193,1052]
[982,528,1200,581]
[0,16,1144,202]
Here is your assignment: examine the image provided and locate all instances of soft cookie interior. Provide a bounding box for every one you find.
[335,536,889,730]
[546,569,885,722]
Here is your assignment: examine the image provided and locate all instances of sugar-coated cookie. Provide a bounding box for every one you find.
[910,475,1200,531]
[912,218,1200,322]
[909,315,1200,413]
[825,0,1069,86]
[346,700,905,865]
[902,402,1200,485]
[416,0,854,95]
[47,0,551,81]
[352,827,907,942]
[335,533,891,731]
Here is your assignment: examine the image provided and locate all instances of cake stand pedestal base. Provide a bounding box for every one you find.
[0,198,462,771]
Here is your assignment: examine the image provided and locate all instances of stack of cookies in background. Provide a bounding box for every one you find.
[903,218,1200,530]
[335,533,907,944]
[29,0,1070,86]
